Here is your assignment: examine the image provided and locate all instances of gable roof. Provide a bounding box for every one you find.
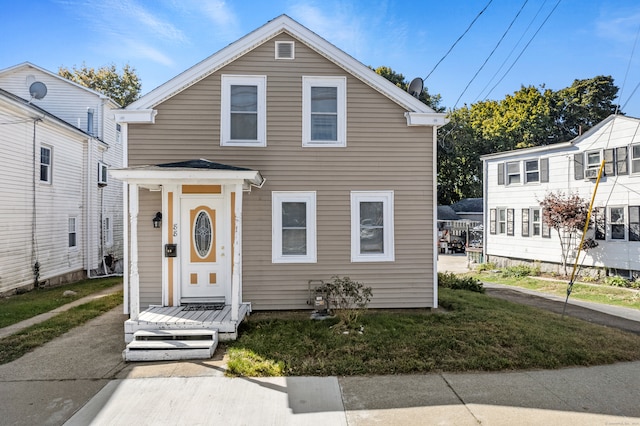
[0,62,120,107]
[437,206,461,221]
[451,198,483,213]
[124,15,445,126]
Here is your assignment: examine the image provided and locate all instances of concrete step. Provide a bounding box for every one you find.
[123,329,218,362]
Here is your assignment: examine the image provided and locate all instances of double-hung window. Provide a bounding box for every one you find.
[531,208,541,236]
[221,75,266,147]
[506,161,520,185]
[69,217,77,248]
[586,150,601,171]
[498,208,507,234]
[40,146,52,183]
[609,206,626,240]
[272,192,316,263]
[632,144,640,174]
[351,191,394,262]
[104,217,113,247]
[524,160,539,183]
[302,76,346,147]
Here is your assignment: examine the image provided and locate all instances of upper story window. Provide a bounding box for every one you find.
[351,191,394,262]
[506,162,520,185]
[272,192,317,263]
[221,75,266,147]
[632,145,640,174]
[116,124,122,144]
[40,146,52,183]
[303,76,346,147]
[586,150,601,171]
[524,160,539,183]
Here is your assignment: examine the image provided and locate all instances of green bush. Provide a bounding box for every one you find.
[604,275,631,288]
[318,276,372,328]
[476,262,497,272]
[438,272,485,293]
[501,265,540,278]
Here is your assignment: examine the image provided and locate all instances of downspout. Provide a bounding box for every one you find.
[482,158,488,264]
[121,123,130,314]
[32,118,42,287]
[86,137,93,279]
[432,126,438,308]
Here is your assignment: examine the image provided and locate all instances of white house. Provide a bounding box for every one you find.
[482,114,640,278]
[0,63,124,294]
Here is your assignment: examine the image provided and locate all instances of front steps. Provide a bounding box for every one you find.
[123,329,218,362]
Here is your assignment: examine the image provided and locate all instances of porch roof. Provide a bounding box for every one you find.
[110,158,265,191]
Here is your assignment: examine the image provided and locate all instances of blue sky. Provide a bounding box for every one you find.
[2,0,640,116]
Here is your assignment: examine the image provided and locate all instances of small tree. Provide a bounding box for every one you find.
[318,276,372,329]
[539,191,590,275]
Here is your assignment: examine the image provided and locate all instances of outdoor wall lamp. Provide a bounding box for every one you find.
[153,212,162,228]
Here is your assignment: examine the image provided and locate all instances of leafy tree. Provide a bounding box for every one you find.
[539,191,591,276]
[58,63,141,107]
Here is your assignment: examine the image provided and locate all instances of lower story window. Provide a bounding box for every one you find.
[609,206,626,240]
[272,192,316,263]
[69,217,77,248]
[351,191,394,262]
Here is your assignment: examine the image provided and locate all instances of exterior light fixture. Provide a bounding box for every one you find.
[153,212,162,228]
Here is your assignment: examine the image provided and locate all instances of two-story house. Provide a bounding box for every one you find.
[111,15,447,359]
[0,63,124,294]
[482,114,640,278]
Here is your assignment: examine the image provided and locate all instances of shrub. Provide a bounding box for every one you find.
[476,262,497,272]
[318,276,372,329]
[604,276,630,288]
[438,272,485,293]
[501,265,540,278]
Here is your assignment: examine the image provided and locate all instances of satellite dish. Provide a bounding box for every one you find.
[29,81,48,100]
[407,77,423,98]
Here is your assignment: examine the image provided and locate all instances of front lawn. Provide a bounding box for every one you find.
[224,287,640,377]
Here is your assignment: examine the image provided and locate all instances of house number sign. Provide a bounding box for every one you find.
[173,223,178,237]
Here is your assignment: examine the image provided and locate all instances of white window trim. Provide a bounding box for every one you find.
[524,159,540,184]
[585,150,601,170]
[302,76,346,147]
[351,191,394,262]
[221,75,267,147]
[98,161,108,186]
[497,207,507,234]
[40,145,52,184]
[631,144,640,174]
[530,207,541,236]
[272,191,317,263]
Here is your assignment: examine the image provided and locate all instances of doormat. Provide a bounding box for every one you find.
[181,303,225,311]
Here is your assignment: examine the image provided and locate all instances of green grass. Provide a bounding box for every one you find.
[466,271,640,310]
[224,288,640,377]
[0,277,122,328]
[0,292,123,365]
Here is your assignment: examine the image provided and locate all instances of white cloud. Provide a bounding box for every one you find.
[123,40,175,67]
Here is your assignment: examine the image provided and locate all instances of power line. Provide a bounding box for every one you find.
[453,0,529,109]
[475,0,549,103]
[424,0,493,82]
[483,0,562,101]
[618,22,640,114]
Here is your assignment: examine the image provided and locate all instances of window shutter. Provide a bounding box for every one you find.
[490,209,496,234]
[540,158,549,182]
[603,148,615,175]
[573,153,584,180]
[629,206,640,241]
[616,146,628,175]
[507,208,514,236]
[497,163,504,185]
[521,209,529,237]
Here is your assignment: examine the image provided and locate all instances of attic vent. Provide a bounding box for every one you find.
[275,41,295,60]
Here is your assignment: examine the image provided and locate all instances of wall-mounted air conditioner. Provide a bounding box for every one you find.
[584,168,599,179]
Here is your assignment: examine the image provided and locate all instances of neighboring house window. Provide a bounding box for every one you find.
[40,146,52,183]
[609,206,626,240]
[630,206,640,242]
[586,150,601,171]
[69,217,77,248]
[506,162,520,185]
[506,208,514,236]
[221,75,266,147]
[522,207,541,237]
[351,191,394,262]
[524,160,539,183]
[632,144,640,174]
[116,124,121,144]
[104,217,113,247]
[302,76,346,147]
[489,209,497,234]
[593,207,606,240]
[98,162,108,186]
[498,208,506,234]
[272,192,316,263]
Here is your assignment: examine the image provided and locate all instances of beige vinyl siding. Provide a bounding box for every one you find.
[128,33,435,309]
[138,189,163,307]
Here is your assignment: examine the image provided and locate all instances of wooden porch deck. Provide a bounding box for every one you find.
[124,303,251,343]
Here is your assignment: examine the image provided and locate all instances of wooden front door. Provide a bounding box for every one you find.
[180,198,228,302]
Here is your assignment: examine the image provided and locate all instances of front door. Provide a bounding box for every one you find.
[180,197,228,302]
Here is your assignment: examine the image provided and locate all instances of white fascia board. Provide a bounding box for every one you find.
[113,109,157,124]
[480,141,574,161]
[405,112,449,127]
[109,168,262,185]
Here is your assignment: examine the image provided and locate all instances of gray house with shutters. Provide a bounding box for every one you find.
[482,114,640,278]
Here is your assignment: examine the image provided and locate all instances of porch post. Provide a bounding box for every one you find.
[129,183,140,320]
[231,183,243,321]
